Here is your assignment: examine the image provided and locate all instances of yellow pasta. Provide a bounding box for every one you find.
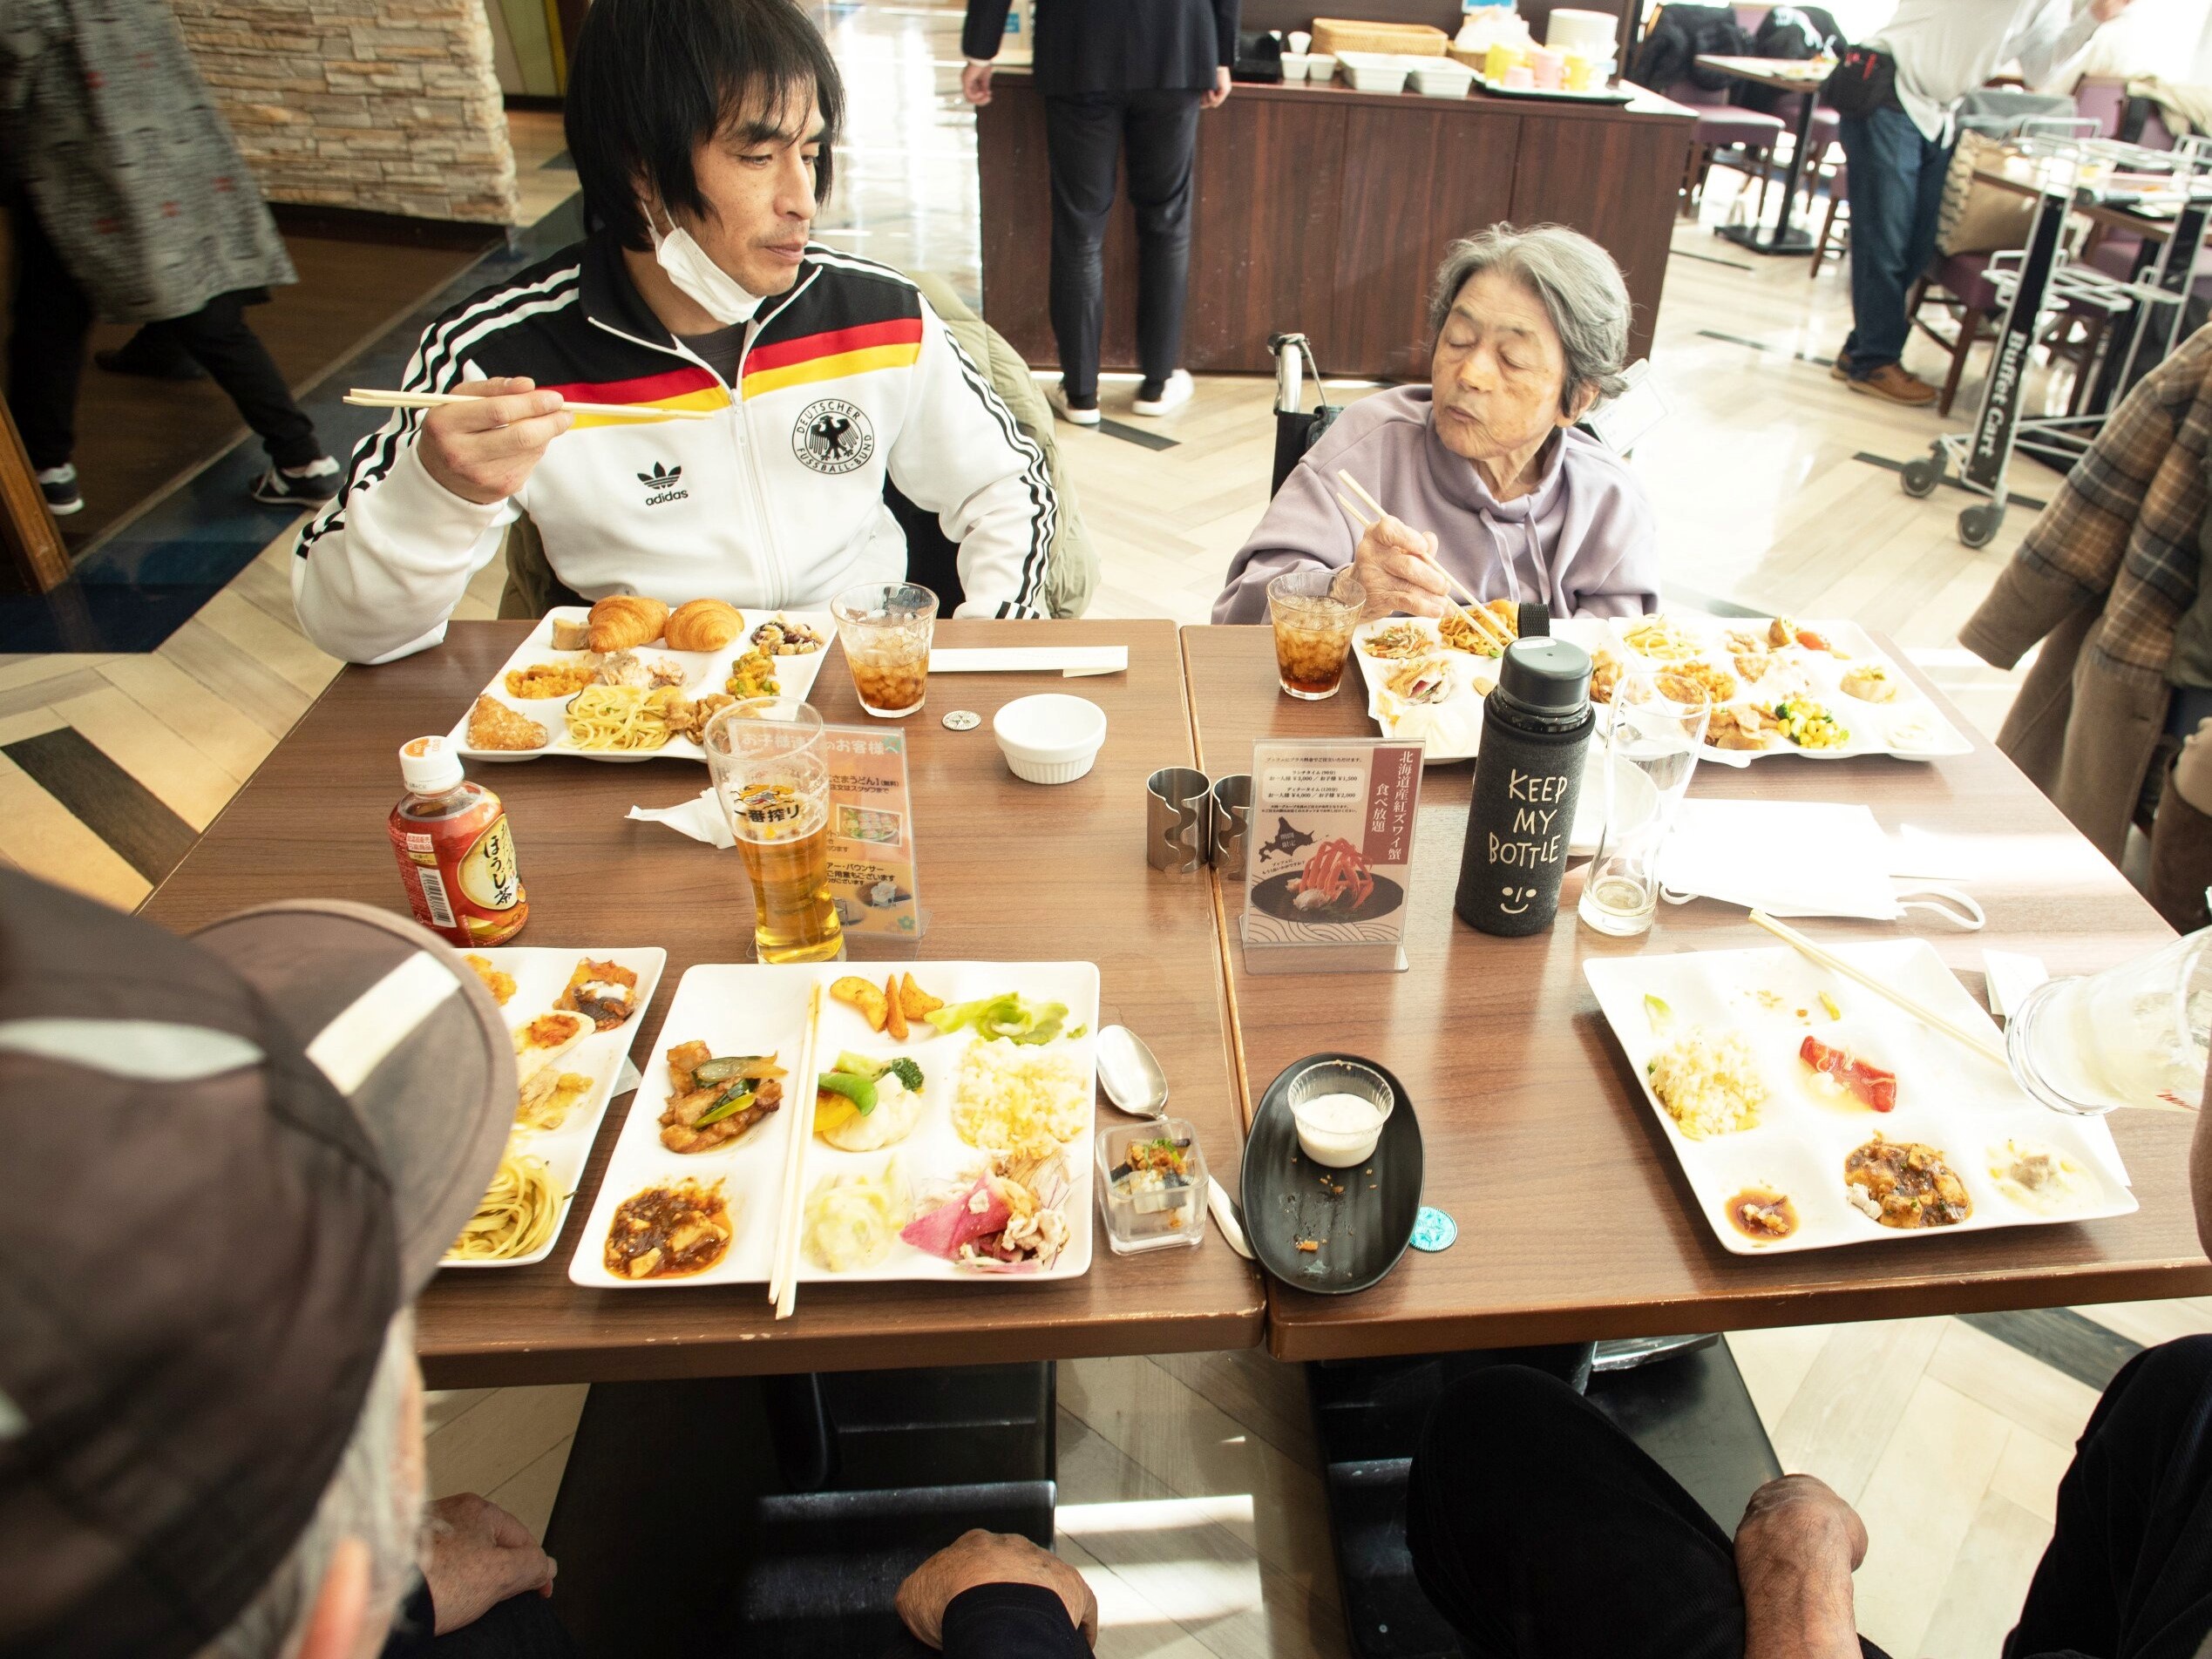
[445,1148,560,1262]
[563,684,671,751]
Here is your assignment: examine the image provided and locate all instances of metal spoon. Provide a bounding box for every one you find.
[1096,1025,1252,1260]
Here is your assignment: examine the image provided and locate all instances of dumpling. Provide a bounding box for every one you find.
[817,1072,924,1151]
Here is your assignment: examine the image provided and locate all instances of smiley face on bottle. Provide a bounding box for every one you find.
[1498,884,1538,915]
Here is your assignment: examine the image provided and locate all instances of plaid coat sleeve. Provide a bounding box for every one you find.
[1964,327,2212,667]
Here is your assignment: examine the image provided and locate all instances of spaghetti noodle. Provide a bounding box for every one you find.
[563,684,672,751]
[446,1148,561,1262]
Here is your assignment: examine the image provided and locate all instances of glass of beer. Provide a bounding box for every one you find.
[832,582,938,718]
[702,699,843,964]
[1267,568,1366,700]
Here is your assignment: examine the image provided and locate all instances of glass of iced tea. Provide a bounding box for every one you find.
[702,699,843,964]
[831,582,938,718]
[1267,568,1366,700]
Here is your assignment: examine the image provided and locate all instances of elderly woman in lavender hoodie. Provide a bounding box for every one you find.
[1213,224,1659,625]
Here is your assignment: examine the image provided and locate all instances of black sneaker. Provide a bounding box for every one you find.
[37,464,83,517]
[251,459,342,507]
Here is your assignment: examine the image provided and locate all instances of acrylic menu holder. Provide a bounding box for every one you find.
[1240,737,1422,975]
[823,725,926,943]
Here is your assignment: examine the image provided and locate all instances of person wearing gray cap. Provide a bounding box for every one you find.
[0,869,1097,1659]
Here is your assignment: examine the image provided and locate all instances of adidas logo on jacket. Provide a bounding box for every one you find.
[292,234,1057,664]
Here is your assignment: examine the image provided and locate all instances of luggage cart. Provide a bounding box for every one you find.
[1899,130,2212,548]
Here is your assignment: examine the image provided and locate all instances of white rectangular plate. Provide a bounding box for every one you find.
[568,960,1099,1289]
[451,605,834,763]
[1585,941,2135,1256]
[441,944,668,1268]
[1349,613,1973,769]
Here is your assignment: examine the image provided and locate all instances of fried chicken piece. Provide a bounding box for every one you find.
[659,1050,784,1155]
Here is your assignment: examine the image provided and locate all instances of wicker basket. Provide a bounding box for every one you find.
[1311,17,1449,58]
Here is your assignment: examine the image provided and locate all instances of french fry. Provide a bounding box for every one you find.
[830,974,889,1033]
[883,972,909,1041]
[898,972,943,1020]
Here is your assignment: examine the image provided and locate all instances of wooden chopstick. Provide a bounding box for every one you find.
[768,982,824,1317]
[1747,911,2013,1071]
[343,389,718,423]
[1334,468,1512,649]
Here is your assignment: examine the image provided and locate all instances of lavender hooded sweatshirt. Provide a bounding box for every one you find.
[1211,386,1661,624]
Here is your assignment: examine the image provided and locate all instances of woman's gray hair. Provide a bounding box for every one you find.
[198,1310,424,1659]
[1428,223,1633,414]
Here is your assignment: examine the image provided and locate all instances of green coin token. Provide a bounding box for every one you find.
[1410,1207,1456,1252]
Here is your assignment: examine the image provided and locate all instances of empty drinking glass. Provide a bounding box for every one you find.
[1577,673,1709,938]
[2008,926,2212,1115]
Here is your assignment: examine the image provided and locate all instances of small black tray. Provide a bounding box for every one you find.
[1240,1053,1423,1296]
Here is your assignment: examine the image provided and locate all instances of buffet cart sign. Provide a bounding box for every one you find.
[1242,737,1422,974]
[824,726,922,938]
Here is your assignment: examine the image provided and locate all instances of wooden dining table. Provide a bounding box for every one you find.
[1182,624,2212,1363]
[140,618,1264,1388]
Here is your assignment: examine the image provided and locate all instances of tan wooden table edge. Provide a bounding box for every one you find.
[1262,1254,2212,1361]
[421,1299,1263,1390]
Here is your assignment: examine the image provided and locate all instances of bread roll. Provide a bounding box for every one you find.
[587,595,669,653]
[665,598,744,653]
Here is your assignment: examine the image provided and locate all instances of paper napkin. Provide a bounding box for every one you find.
[628,787,731,849]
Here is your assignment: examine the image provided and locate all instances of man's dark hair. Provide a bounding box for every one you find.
[566,0,844,251]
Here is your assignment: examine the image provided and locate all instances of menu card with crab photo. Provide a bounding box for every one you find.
[1242,737,1423,974]
[823,726,924,939]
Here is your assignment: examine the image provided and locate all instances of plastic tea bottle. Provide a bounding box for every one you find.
[387,735,528,947]
[1454,636,1594,936]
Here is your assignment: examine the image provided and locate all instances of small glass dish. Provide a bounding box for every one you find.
[1095,1117,1207,1255]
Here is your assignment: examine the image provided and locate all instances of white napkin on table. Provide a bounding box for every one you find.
[1658,800,1983,926]
[628,786,732,849]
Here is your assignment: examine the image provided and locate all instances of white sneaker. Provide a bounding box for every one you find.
[1131,369,1193,416]
[1048,383,1101,426]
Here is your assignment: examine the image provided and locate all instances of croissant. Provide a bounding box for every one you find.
[664,598,744,653]
[587,595,669,653]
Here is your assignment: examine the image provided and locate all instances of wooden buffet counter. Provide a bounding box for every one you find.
[975,69,1696,380]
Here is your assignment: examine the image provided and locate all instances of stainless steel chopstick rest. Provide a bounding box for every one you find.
[1211,774,1252,879]
[1147,767,1213,873]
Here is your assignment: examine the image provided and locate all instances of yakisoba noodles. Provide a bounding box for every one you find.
[563,684,673,751]
[447,1148,560,1262]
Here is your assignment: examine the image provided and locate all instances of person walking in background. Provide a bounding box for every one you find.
[1829,0,2131,407]
[0,0,341,518]
[960,0,1237,425]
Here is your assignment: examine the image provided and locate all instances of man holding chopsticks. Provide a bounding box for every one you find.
[292,0,1059,665]
[1212,225,1659,626]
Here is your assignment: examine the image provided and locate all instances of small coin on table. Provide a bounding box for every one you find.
[1410,1206,1457,1252]
[941,710,981,731]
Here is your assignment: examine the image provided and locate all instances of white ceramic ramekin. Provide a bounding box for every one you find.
[993,694,1108,784]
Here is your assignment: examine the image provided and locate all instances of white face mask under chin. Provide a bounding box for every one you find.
[649,217,763,328]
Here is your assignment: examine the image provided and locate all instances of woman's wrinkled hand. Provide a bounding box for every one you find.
[1351,513,1451,620]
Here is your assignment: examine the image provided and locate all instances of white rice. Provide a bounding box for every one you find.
[1646,1028,1767,1139]
[953,1039,1087,1148]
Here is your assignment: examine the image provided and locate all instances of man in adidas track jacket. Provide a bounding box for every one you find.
[292,0,1057,664]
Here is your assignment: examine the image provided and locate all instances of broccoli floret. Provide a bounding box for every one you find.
[884,1057,924,1093]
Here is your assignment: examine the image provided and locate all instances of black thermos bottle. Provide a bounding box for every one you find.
[1454,636,1595,936]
